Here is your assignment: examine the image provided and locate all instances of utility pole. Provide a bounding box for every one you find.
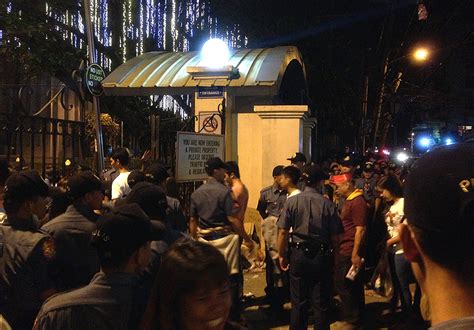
[83,0,105,173]
[361,75,369,154]
[373,56,389,149]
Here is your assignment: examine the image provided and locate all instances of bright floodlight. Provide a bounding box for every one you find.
[201,39,230,68]
[396,152,409,163]
[418,137,432,148]
[413,47,429,62]
[445,138,454,145]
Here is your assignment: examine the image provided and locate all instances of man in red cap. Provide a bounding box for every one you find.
[332,174,368,327]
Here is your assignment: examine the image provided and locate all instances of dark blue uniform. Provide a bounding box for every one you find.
[190,177,240,320]
[166,196,187,232]
[257,184,287,219]
[41,204,100,291]
[34,272,139,330]
[257,184,287,310]
[277,187,343,330]
[354,176,378,207]
[0,217,56,329]
[190,177,235,229]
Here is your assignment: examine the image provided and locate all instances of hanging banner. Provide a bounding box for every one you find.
[175,132,225,182]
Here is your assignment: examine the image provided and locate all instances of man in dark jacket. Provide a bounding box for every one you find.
[34,204,160,330]
[42,171,103,290]
[0,171,56,329]
[145,163,187,232]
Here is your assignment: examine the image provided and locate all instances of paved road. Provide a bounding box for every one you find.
[242,269,427,330]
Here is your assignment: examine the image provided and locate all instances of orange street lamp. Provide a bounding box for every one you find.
[413,47,430,62]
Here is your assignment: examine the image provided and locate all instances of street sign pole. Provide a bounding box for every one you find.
[83,0,105,173]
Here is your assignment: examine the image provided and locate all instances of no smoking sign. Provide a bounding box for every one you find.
[198,112,222,135]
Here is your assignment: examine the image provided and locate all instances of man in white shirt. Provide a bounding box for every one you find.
[110,148,131,200]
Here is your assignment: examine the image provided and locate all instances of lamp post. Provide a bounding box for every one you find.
[83,0,105,173]
[371,47,430,148]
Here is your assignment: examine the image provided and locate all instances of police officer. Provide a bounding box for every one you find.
[354,162,378,208]
[34,203,160,329]
[287,152,307,191]
[190,157,254,321]
[0,171,57,329]
[257,165,288,312]
[145,163,187,233]
[277,165,343,330]
[42,170,103,291]
[125,181,182,280]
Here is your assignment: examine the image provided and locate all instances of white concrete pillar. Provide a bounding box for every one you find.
[237,105,309,208]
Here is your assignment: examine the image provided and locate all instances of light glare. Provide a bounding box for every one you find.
[414,48,429,61]
[418,137,432,148]
[445,138,454,145]
[201,38,230,68]
[396,152,409,163]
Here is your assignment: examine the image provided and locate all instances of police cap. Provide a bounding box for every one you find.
[67,170,103,198]
[287,152,306,163]
[4,171,49,200]
[145,163,170,184]
[125,182,168,220]
[302,164,329,184]
[363,162,374,172]
[92,203,164,258]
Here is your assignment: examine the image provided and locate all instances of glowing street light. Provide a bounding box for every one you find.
[187,38,239,79]
[413,47,430,62]
[201,38,230,68]
[396,152,409,163]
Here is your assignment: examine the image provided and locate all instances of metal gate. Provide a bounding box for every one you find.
[0,113,86,176]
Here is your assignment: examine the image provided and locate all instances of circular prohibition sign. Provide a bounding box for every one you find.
[203,116,219,133]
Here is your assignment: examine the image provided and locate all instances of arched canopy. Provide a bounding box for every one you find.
[102,46,306,97]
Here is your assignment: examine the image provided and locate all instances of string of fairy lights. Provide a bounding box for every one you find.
[41,0,248,117]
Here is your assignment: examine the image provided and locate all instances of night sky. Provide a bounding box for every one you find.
[211,0,474,155]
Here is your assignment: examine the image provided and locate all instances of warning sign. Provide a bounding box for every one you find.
[198,112,222,135]
[176,132,225,182]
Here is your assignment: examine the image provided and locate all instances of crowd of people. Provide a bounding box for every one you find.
[0,143,472,330]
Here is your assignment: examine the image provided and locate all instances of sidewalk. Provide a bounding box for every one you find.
[242,270,427,329]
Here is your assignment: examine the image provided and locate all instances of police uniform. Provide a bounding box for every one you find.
[190,177,235,231]
[354,176,378,206]
[0,216,56,329]
[277,175,343,329]
[143,164,187,233]
[166,196,187,232]
[190,175,241,320]
[41,204,100,291]
[34,272,138,330]
[257,184,287,308]
[35,203,162,329]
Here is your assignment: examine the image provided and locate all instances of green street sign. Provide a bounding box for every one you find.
[85,64,106,96]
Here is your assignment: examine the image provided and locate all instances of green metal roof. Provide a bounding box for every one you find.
[102,46,305,96]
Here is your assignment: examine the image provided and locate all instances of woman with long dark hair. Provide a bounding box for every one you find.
[378,174,420,318]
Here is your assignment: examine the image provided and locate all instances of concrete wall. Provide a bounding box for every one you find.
[193,91,314,209]
[238,105,310,208]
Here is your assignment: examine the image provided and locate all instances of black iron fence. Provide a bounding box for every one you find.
[0,113,86,176]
